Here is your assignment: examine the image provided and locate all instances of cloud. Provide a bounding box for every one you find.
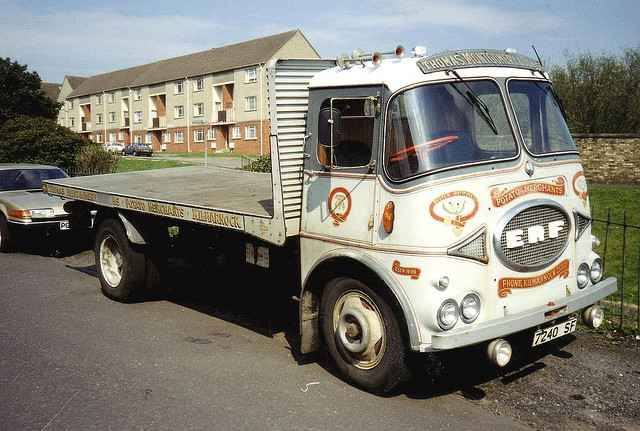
[0,6,235,79]
[333,0,568,35]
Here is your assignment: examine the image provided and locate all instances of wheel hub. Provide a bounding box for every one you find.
[334,291,385,368]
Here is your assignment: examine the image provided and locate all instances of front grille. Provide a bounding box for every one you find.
[495,201,570,271]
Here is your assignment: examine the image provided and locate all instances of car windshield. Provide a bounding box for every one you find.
[507,80,577,155]
[385,80,517,181]
[0,168,68,191]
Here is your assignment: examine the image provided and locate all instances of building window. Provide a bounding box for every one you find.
[174,131,184,143]
[108,112,116,123]
[134,89,142,100]
[245,68,257,83]
[145,133,152,144]
[245,96,257,111]
[96,113,103,124]
[70,117,75,127]
[245,125,257,139]
[96,95,102,105]
[164,132,171,143]
[68,100,74,109]
[96,133,103,143]
[118,131,125,141]
[194,78,203,91]
[109,132,116,141]
[194,103,204,117]
[109,92,116,103]
[207,127,216,141]
[134,134,143,143]
[194,129,204,142]
[175,81,183,94]
[134,111,142,123]
[175,105,184,118]
[232,126,241,139]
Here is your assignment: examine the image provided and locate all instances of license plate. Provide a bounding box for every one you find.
[532,317,577,347]
[60,221,70,230]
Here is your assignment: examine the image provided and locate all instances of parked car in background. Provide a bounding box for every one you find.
[102,142,125,154]
[122,143,153,157]
[0,164,75,252]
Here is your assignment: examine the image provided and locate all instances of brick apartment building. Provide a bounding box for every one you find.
[57,30,319,154]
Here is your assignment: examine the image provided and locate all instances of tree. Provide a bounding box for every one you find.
[550,45,640,134]
[0,57,61,126]
[0,117,89,172]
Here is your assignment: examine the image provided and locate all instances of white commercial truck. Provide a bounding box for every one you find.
[44,47,617,393]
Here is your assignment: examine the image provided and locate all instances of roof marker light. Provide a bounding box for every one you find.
[412,46,427,57]
[505,48,517,54]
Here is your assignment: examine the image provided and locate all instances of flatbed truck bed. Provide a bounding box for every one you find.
[43,166,276,235]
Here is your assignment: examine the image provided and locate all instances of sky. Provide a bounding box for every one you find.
[1,0,638,84]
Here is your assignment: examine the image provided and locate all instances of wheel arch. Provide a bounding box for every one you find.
[94,208,147,245]
[300,249,421,354]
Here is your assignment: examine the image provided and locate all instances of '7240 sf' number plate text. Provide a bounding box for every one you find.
[532,317,577,347]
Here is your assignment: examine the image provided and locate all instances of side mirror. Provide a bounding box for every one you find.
[318,107,341,148]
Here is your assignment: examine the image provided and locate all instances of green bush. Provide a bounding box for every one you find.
[239,154,271,172]
[0,117,88,172]
[75,144,120,176]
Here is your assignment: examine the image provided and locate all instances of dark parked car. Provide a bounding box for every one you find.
[122,143,153,156]
[0,164,72,252]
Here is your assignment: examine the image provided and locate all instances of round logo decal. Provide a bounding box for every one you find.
[328,187,352,226]
[429,191,479,236]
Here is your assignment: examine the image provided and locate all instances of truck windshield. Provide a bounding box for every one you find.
[507,80,577,155]
[385,80,517,181]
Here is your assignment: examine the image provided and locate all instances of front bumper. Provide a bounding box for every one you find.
[430,276,617,350]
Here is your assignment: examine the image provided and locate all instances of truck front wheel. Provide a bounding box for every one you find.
[321,277,409,393]
[95,218,146,302]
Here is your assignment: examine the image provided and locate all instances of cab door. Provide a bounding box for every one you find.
[302,86,382,245]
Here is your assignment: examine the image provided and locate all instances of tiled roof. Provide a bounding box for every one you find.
[69,29,311,98]
[40,82,61,100]
[65,75,88,89]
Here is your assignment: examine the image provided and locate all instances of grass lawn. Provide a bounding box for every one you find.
[116,157,196,172]
[588,186,640,331]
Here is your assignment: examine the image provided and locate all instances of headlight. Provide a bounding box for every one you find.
[577,262,590,289]
[460,293,481,323]
[437,299,459,330]
[29,208,55,219]
[590,258,603,283]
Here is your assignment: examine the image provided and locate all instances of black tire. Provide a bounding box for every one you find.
[0,214,14,253]
[133,151,138,156]
[121,150,126,156]
[321,277,410,393]
[94,218,146,302]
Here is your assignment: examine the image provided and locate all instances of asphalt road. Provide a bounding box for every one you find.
[0,248,534,431]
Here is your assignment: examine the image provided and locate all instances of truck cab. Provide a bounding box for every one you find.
[298,48,616,392]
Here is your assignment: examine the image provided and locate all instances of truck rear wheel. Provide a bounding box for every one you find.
[321,277,409,393]
[95,218,146,302]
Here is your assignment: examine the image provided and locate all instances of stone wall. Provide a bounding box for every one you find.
[573,135,640,185]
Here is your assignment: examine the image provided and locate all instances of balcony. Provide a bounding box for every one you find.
[149,116,167,130]
[212,108,235,125]
[81,122,91,132]
[122,118,130,128]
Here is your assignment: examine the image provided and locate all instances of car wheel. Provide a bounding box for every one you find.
[94,218,146,302]
[122,150,126,156]
[0,214,15,253]
[321,277,410,393]
[133,151,138,156]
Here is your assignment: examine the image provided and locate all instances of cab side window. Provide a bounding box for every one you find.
[317,98,374,168]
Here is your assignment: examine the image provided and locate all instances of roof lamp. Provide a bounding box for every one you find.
[412,46,427,57]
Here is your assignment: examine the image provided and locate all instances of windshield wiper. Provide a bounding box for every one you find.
[534,81,567,121]
[446,69,498,135]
